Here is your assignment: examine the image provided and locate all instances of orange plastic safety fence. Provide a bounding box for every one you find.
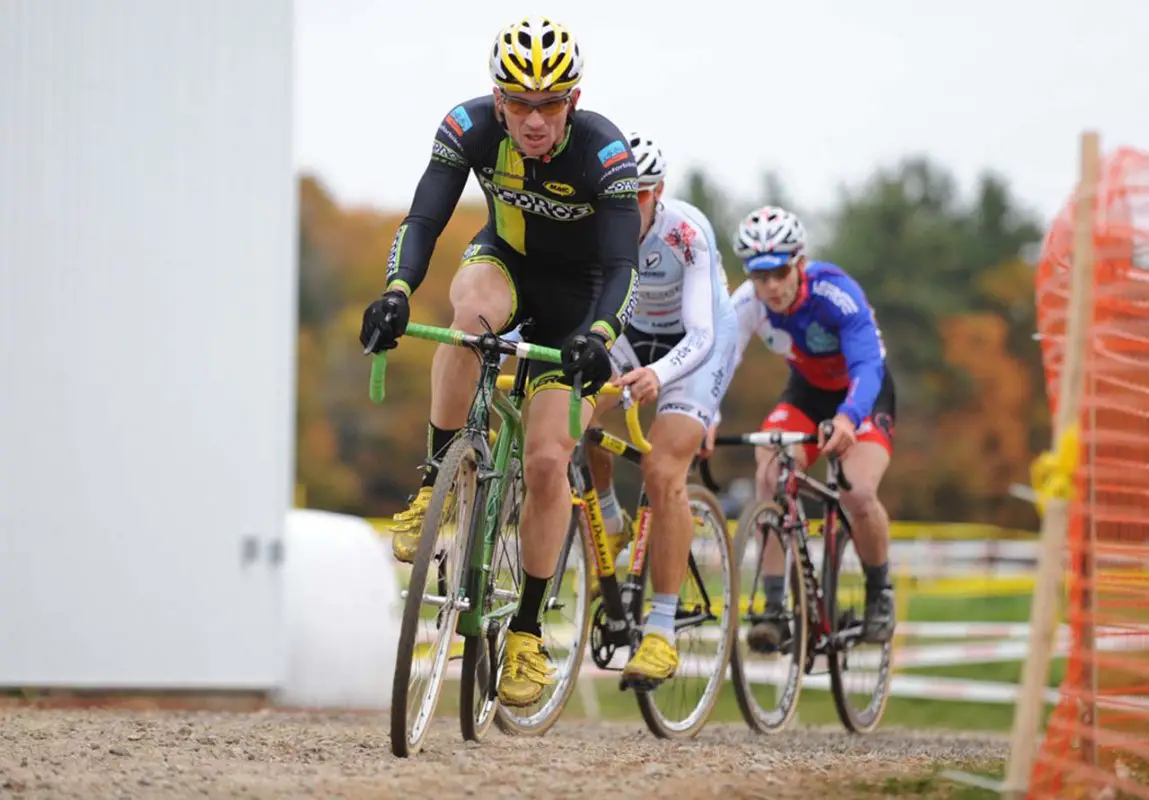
[1030,147,1149,799]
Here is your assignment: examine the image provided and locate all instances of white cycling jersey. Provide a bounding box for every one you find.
[624,197,735,388]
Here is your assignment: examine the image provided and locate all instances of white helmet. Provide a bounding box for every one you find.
[626,131,667,189]
[733,206,807,272]
[489,17,584,93]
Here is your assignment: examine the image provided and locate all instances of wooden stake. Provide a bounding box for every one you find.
[1002,130,1100,797]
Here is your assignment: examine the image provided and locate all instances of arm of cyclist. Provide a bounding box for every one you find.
[563,138,641,390]
[818,274,885,453]
[360,106,474,352]
[643,226,719,391]
[705,278,766,439]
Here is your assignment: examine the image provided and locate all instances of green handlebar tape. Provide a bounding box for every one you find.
[568,390,580,440]
[370,353,387,403]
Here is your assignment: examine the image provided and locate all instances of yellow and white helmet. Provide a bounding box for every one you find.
[489,16,584,93]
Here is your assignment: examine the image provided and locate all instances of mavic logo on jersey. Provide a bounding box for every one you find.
[445,105,473,135]
[543,181,575,197]
[431,140,467,168]
[478,176,594,222]
[812,280,859,315]
[805,321,839,353]
[643,252,662,270]
[597,140,629,168]
[603,177,638,196]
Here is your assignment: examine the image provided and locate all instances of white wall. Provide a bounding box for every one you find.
[0,1,295,687]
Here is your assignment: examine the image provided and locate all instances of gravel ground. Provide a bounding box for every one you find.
[0,709,1008,799]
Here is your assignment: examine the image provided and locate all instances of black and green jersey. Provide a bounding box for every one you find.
[385,94,641,341]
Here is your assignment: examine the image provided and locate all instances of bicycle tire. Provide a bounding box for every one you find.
[495,461,594,736]
[825,513,893,733]
[729,500,808,734]
[389,436,480,758]
[460,446,521,741]
[634,483,738,739]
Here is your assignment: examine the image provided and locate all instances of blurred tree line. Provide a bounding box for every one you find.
[297,155,1048,530]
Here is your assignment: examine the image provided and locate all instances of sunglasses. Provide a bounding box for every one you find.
[499,90,572,117]
[750,263,793,282]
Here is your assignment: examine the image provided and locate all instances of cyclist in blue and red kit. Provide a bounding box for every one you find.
[705,205,897,651]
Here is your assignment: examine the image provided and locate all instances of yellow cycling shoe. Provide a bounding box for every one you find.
[389,486,433,564]
[621,632,679,684]
[497,630,556,708]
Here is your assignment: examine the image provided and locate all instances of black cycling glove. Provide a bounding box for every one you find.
[359,290,410,352]
[560,331,613,396]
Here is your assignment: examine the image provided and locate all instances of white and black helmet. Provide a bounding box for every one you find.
[626,131,667,189]
[733,205,807,272]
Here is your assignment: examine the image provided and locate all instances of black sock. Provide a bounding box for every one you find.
[764,575,786,610]
[863,562,890,594]
[422,423,459,488]
[509,573,552,637]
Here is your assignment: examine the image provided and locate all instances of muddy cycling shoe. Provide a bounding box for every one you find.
[862,584,896,644]
[497,630,556,708]
[388,486,433,564]
[620,632,678,691]
[746,608,792,655]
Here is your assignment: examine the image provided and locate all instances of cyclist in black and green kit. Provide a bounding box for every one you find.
[360,15,640,708]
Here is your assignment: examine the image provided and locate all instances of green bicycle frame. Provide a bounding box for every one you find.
[368,321,583,638]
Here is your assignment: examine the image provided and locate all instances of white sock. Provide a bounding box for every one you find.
[643,593,678,645]
[598,484,624,535]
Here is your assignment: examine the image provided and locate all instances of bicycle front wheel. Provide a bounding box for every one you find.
[460,446,522,741]
[728,500,808,734]
[389,436,479,758]
[635,483,738,739]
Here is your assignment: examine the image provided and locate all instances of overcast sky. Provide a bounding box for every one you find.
[295,0,1149,226]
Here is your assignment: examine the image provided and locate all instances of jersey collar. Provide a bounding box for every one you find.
[784,267,811,314]
[639,201,664,247]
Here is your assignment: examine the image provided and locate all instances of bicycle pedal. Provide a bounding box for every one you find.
[618,674,665,693]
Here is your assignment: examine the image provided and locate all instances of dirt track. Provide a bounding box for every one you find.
[0,709,1007,798]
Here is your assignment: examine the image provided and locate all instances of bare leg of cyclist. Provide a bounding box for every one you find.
[747,438,808,652]
[426,261,515,482]
[622,413,704,682]
[389,262,513,564]
[839,441,895,643]
[499,385,594,707]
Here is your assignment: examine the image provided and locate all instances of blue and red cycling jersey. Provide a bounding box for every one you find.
[728,261,887,427]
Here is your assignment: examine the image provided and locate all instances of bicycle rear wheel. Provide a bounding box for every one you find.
[389,436,480,758]
[495,461,593,736]
[729,500,808,734]
[635,483,738,739]
[825,514,893,733]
